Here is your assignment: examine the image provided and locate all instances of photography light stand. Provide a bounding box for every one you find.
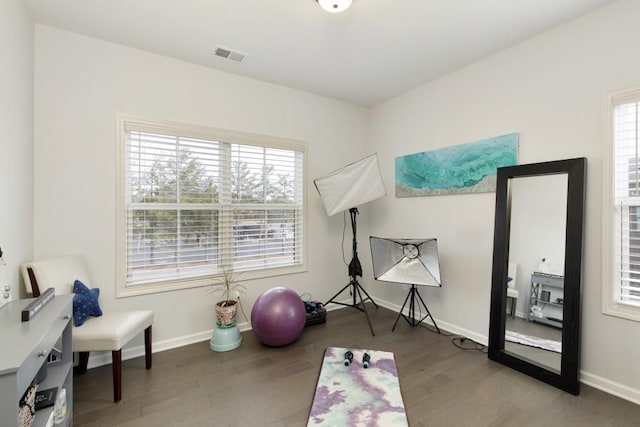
[392,284,440,332]
[370,237,442,333]
[325,208,378,336]
[314,154,386,337]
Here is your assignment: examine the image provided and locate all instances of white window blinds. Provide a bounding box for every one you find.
[613,93,640,308]
[121,120,305,290]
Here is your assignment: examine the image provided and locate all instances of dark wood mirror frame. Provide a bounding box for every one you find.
[488,157,586,395]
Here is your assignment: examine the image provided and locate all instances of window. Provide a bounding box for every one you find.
[116,118,306,297]
[603,87,640,321]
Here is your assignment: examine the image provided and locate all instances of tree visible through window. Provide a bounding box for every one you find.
[118,119,306,294]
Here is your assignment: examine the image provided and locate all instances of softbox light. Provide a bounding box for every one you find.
[370,236,442,332]
[370,238,441,287]
[314,154,386,217]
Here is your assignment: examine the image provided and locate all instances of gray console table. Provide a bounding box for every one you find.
[0,295,73,427]
[528,272,564,328]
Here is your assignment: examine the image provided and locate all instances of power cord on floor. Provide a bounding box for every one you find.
[417,322,487,353]
[451,335,487,353]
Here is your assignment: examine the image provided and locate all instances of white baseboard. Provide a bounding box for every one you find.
[85,300,640,407]
[581,371,640,406]
[85,320,252,369]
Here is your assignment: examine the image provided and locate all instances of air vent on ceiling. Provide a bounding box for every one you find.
[214,46,247,63]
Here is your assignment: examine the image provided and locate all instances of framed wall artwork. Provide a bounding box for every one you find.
[395,133,518,197]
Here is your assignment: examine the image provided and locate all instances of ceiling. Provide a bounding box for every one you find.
[25,0,615,106]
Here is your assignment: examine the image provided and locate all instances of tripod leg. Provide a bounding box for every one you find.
[325,280,376,336]
[356,283,379,309]
[409,286,417,327]
[354,285,375,336]
[324,282,353,307]
[415,289,441,333]
[392,288,412,331]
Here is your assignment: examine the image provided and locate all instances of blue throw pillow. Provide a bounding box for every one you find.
[72,279,102,326]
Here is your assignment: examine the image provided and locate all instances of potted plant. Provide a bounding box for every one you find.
[206,267,247,327]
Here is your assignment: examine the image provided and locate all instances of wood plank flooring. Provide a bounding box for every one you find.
[73,306,640,426]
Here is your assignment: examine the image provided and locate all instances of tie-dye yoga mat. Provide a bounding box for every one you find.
[307,347,408,426]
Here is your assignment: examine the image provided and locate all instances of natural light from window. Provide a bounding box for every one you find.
[604,88,640,321]
[116,118,307,297]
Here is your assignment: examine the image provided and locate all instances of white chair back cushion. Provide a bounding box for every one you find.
[21,255,92,295]
[507,262,517,289]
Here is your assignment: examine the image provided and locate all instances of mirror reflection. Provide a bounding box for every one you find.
[504,174,567,373]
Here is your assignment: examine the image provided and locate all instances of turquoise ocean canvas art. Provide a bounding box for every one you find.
[395,133,518,197]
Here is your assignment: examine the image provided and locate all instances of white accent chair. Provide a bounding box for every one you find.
[507,262,518,318]
[21,255,154,402]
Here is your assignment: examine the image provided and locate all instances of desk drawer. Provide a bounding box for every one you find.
[17,304,71,396]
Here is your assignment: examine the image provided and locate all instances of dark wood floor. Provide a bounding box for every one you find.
[73,306,640,426]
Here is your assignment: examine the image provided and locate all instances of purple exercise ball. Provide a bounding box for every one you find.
[251,287,306,347]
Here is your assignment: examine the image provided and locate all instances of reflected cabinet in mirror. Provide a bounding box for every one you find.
[488,157,586,395]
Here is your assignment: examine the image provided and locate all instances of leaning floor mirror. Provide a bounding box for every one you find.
[488,157,586,395]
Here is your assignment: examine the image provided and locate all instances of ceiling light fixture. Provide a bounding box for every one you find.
[316,0,352,13]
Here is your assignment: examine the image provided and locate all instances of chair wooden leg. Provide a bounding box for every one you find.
[511,298,517,318]
[75,351,90,374]
[145,326,152,370]
[112,349,122,402]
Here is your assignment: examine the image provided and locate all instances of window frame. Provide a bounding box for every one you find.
[602,86,640,322]
[116,116,307,298]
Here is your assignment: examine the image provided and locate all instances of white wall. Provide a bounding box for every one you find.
[369,0,640,403]
[0,0,34,299]
[33,25,370,355]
